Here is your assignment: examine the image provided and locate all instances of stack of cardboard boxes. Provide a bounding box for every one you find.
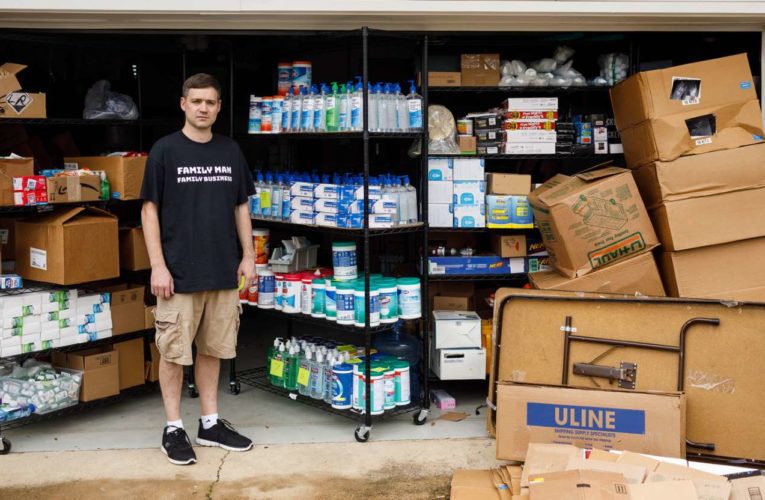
[527,166,666,296]
[610,53,765,302]
[427,157,486,228]
[430,310,485,380]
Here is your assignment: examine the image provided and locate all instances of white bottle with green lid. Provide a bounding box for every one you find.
[325,278,338,322]
[332,241,357,281]
[378,277,399,324]
[397,277,421,319]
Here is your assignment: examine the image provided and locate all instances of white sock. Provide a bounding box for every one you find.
[167,419,184,431]
[201,413,219,430]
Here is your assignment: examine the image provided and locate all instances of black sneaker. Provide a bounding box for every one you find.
[196,419,253,452]
[161,427,197,465]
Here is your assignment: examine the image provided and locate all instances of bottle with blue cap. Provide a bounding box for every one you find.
[281,173,291,221]
[395,83,409,132]
[338,82,351,131]
[300,86,314,132]
[367,83,379,132]
[378,83,391,132]
[389,84,401,132]
[290,86,303,132]
[407,80,423,130]
[326,82,340,132]
[261,172,273,218]
[314,83,328,132]
[251,171,264,217]
[272,174,285,220]
[351,76,364,131]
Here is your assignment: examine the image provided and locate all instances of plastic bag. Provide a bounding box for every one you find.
[509,60,527,77]
[427,105,459,155]
[553,46,575,64]
[599,53,629,85]
[83,80,139,120]
[499,75,516,87]
[531,58,557,73]
[553,59,574,76]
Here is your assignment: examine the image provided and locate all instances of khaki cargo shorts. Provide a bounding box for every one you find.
[154,289,242,365]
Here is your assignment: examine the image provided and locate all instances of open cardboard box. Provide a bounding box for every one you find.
[0,63,46,119]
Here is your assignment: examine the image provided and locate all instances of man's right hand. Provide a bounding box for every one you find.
[151,265,175,299]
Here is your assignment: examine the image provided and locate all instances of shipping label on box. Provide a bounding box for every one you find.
[427,158,454,181]
[486,195,534,229]
[453,180,485,206]
[528,167,659,278]
[495,383,686,461]
[453,204,485,228]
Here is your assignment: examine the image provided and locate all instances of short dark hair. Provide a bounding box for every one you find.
[182,73,221,99]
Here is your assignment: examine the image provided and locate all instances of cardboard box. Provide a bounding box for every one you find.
[46,176,101,204]
[486,195,534,229]
[53,347,119,402]
[0,217,19,259]
[453,180,485,206]
[99,284,146,335]
[529,252,666,296]
[450,470,502,500]
[417,71,461,87]
[0,63,46,118]
[501,97,558,111]
[428,180,453,204]
[15,207,120,285]
[461,54,500,86]
[453,158,485,181]
[528,470,629,500]
[453,204,485,228]
[491,234,546,258]
[113,337,145,390]
[628,480,698,500]
[610,54,764,167]
[647,462,732,500]
[729,474,765,500]
[145,305,155,329]
[119,227,150,271]
[458,135,477,154]
[632,143,765,207]
[659,237,765,301]
[0,157,34,207]
[501,143,556,155]
[65,156,147,200]
[487,173,531,195]
[428,203,454,227]
[429,255,547,276]
[427,158,453,181]
[495,383,686,461]
[431,344,486,380]
[433,294,474,311]
[502,130,557,143]
[433,310,482,349]
[650,185,765,251]
[528,167,659,278]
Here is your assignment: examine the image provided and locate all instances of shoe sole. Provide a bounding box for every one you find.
[196,437,253,452]
[161,445,197,465]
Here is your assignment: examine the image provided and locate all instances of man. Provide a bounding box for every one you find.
[141,73,256,465]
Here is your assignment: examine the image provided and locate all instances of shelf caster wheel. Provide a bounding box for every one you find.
[413,409,428,426]
[0,437,11,455]
[188,384,199,399]
[229,381,241,395]
[354,426,371,443]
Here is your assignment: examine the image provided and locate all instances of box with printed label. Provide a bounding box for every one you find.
[428,180,453,204]
[46,176,101,203]
[528,167,659,278]
[610,53,764,167]
[12,175,46,192]
[495,382,685,461]
[428,255,548,276]
[433,310,482,349]
[502,120,556,131]
[475,129,501,142]
[453,204,485,228]
[431,344,486,380]
[427,158,453,181]
[13,191,48,206]
[458,135,476,154]
[289,182,315,198]
[452,158,485,181]
[290,210,314,225]
[0,63,47,119]
[453,180,485,206]
[500,143,556,155]
[476,145,500,156]
[501,130,557,143]
[53,347,120,402]
[501,97,558,111]
[428,204,454,227]
[290,196,314,211]
[65,156,147,200]
[491,234,547,258]
[15,207,120,285]
[486,195,534,229]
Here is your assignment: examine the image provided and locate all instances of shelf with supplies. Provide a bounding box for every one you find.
[243,305,398,334]
[250,217,425,237]
[428,86,611,94]
[242,131,422,139]
[427,274,529,282]
[427,153,623,160]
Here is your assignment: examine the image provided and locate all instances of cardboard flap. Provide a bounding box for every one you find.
[575,167,630,182]
[0,62,26,95]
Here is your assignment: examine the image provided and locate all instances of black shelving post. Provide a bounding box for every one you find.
[419,35,431,420]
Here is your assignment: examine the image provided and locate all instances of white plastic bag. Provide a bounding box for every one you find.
[83,80,139,120]
[553,46,575,64]
[598,53,629,85]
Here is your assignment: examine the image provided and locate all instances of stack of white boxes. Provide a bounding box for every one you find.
[291,177,393,228]
[0,290,113,357]
[500,97,558,155]
[430,311,486,380]
[427,158,486,228]
[288,179,316,226]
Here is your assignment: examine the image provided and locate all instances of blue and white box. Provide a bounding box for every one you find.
[453,181,486,206]
[290,196,314,211]
[289,210,315,225]
[453,204,485,228]
[429,181,453,204]
[290,181,315,198]
[428,204,454,228]
[486,195,534,229]
[338,184,382,201]
[453,158,485,181]
[315,213,339,227]
[314,183,339,200]
[428,158,454,181]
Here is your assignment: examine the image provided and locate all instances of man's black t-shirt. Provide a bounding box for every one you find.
[140,131,255,293]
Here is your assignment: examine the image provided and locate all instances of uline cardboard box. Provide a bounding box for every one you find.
[460,54,500,86]
[528,167,659,278]
[0,63,47,119]
[15,207,120,285]
[610,54,764,167]
[113,337,145,390]
[529,252,666,296]
[46,175,101,203]
[53,347,120,402]
[119,227,150,270]
[529,470,629,500]
[65,156,147,200]
[417,71,461,87]
[495,383,685,461]
[487,173,531,195]
[0,157,34,206]
[659,236,765,302]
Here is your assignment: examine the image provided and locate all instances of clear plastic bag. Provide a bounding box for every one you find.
[531,58,557,73]
[83,80,139,120]
[553,46,575,64]
[427,105,459,155]
[599,53,630,85]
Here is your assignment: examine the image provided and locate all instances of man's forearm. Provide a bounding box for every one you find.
[141,201,167,269]
[235,203,254,258]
